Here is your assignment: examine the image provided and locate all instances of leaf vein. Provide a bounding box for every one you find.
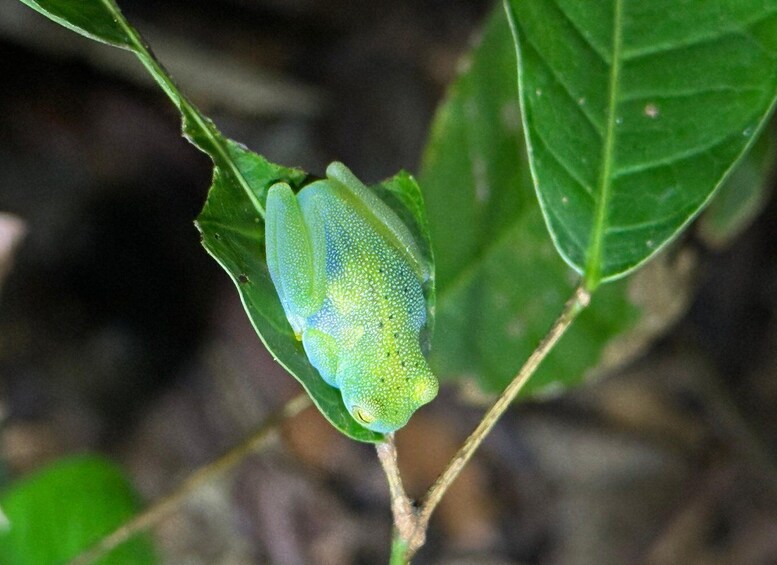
[604,215,680,235]
[622,9,777,62]
[619,85,765,102]
[532,128,595,199]
[550,0,612,64]
[524,39,605,136]
[612,130,743,179]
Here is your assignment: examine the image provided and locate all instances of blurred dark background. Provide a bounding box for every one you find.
[1,1,777,564]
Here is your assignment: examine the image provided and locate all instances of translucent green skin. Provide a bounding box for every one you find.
[265,163,438,433]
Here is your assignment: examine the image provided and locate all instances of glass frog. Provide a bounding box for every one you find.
[265,162,438,433]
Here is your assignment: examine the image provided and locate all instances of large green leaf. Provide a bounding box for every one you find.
[505,0,777,288]
[16,0,443,442]
[421,8,637,395]
[0,455,156,564]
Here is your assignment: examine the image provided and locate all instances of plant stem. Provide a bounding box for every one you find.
[380,284,590,561]
[67,394,311,565]
[376,435,419,563]
[389,536,410,565]
[98,0,265,216]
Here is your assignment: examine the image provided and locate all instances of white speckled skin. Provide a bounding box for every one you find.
[266,163,437,432]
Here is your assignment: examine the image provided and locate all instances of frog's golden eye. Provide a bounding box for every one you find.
[352,406,375,425]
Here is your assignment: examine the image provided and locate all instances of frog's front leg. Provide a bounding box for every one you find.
[301,328,340,387]
[266,182,327,334]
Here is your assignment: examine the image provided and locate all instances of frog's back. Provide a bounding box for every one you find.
[297,182,426,340]
[298,182,366,283]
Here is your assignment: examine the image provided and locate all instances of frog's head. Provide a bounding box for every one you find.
[340,359,438,433]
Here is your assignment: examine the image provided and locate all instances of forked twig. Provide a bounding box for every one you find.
[379,284,590,562]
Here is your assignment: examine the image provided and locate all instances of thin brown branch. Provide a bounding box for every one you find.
[67,393,311,565]
[376,434,421,563]
[379,284,590,561]
[418,285,589,524]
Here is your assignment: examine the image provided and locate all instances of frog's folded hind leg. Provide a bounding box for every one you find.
[302,328,340,387]
[266,182,326,333]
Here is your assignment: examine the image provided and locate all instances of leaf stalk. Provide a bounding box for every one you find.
[97,0,265,216]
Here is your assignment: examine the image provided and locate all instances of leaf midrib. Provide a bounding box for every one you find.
[583,0,623,289]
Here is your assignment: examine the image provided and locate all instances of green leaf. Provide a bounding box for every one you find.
[699,122,777,247]
[196,146,433,442]
[16,0,442,441]
[18,0,133,47]
[505,0,777,288]
[421,7,637,396]
[0,455,156,565]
